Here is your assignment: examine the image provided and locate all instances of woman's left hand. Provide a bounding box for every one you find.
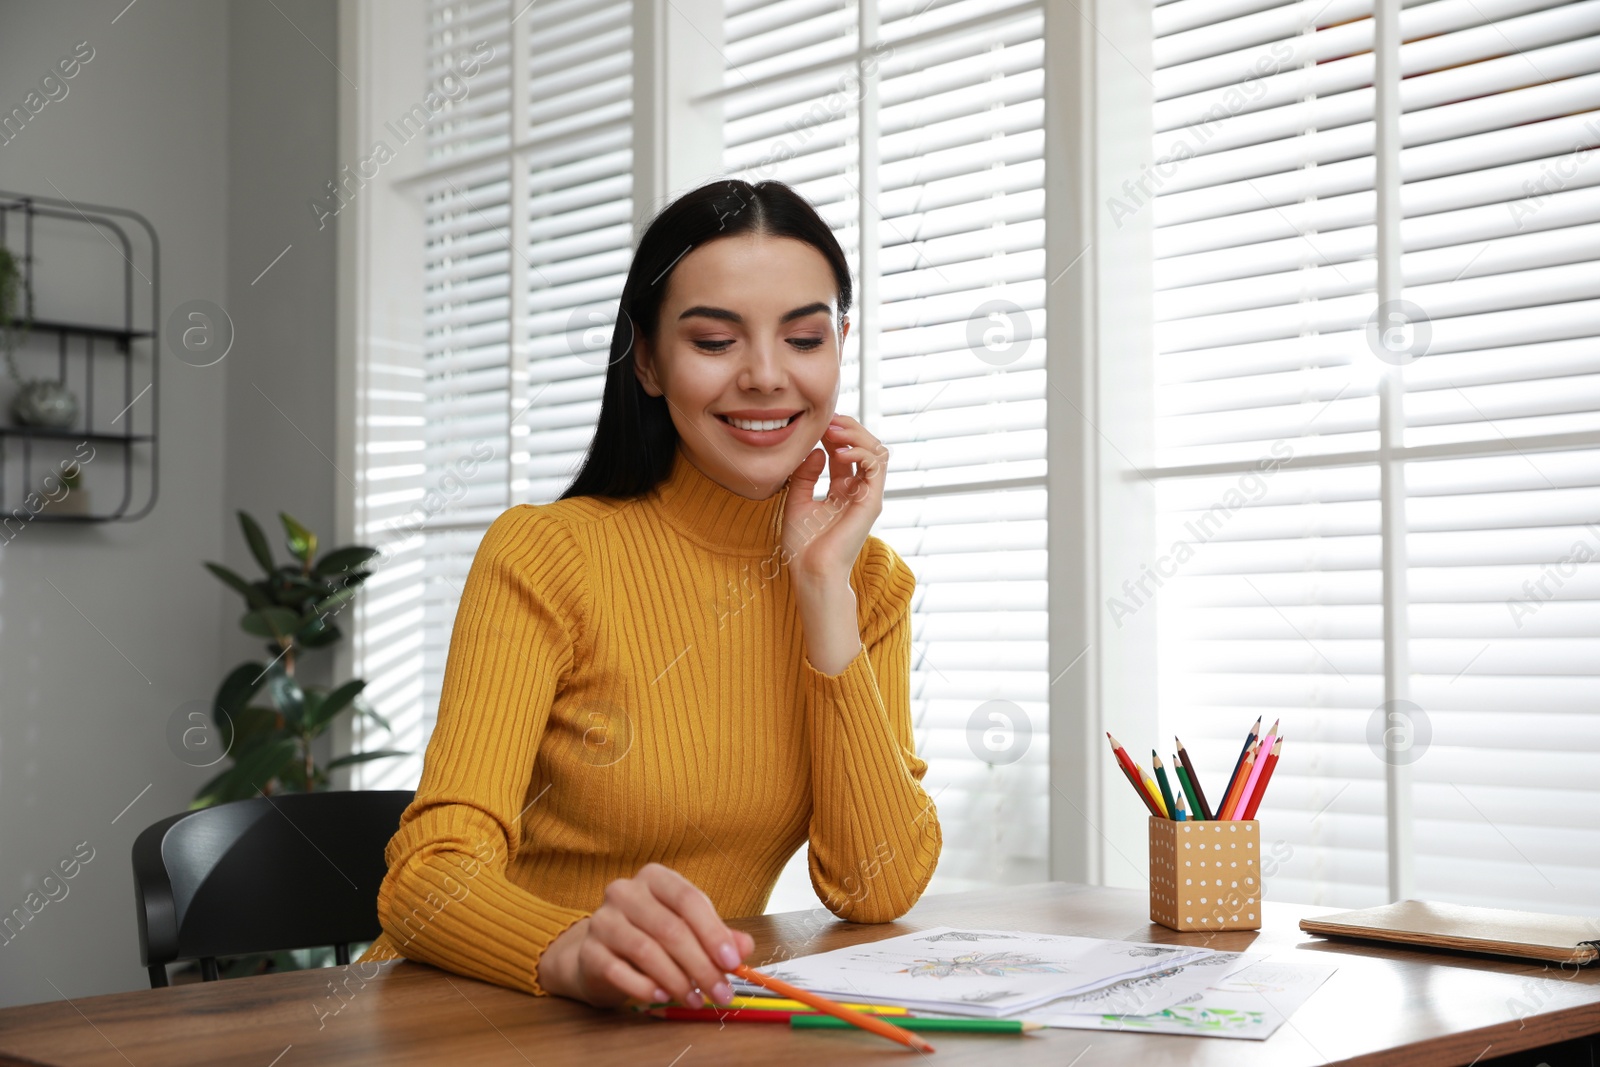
[781,414,888,585]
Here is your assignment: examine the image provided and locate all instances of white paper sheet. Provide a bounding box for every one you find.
[732,927,1217,1017]
[1034,959,1338,1040]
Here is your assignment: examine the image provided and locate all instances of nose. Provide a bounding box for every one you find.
[737,336,788,393]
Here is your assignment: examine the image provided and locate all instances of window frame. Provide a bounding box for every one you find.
[333,0,1131,886]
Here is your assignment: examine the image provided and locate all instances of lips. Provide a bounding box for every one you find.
[715,412,801,431]
[714,410,803,446]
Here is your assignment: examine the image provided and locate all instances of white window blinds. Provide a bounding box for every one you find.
[719,0,1050,904]
[1147,0,1599,911]
[356,0,634,785]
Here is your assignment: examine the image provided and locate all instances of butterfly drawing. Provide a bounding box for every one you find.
[899,951,1079,979]
[916,931,1021,943]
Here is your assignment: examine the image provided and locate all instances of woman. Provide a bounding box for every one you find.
[356,179,942,1010]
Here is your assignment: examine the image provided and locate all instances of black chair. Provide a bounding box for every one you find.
[132,790,413,988]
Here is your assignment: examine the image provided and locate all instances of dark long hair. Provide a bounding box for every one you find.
[557,179,853,500]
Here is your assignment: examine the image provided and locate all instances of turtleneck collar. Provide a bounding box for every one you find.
[647,441,790,556]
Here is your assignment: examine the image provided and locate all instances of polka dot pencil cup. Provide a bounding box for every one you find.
[1148,815,1262,932]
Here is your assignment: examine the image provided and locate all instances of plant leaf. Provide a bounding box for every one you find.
[298,621,342,648]
[311,583,361,620]
[189,737,297,808]
[313,545,380,578]
[304,678,366,733]
[266,668,306,726]
[240,606,300,639]
[280,512,317,564]
[213,662,268,723]
[239,511,276,575]
[352,694,392,733]
[326,749,409,771]
[204,563,273,610]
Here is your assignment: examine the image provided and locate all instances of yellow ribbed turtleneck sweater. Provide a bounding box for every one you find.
[356,441,942,995]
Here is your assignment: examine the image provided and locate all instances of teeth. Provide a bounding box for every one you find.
[726,415,792,431]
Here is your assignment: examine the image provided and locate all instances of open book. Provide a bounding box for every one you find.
[1299,900,1600,965]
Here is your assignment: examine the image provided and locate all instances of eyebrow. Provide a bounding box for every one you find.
[677,302,833,326]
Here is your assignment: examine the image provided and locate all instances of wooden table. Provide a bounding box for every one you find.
[3,883,1598,1066]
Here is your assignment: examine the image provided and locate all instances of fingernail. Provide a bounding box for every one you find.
[718,942,740,968]
[689,988,705,1008]
[653,987,670,1003]
[713,981,734,1004]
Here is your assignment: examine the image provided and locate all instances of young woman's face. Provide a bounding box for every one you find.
[634,232,849,500]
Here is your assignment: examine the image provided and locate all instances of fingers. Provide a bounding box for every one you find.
[637,864,745,1002]
[588,901,700,1006]
[787,447,826,497]
[574,935,667,1008]
[822,416,889,490]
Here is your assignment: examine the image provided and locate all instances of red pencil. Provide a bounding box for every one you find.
[646,1007,809,1022]
[1239,735,1282,820]
[1107,733,1162,816]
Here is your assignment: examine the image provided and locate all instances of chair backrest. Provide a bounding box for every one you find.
[132,790,413,987]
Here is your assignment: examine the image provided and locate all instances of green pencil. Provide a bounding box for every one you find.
[1174,761,1206,821]
[1152,751,1177,821]
[790,1016,1043,1033]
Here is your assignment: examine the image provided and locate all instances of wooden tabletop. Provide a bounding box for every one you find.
[3,882,1598,1067]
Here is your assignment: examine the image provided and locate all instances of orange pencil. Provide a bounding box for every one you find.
[732,964,936,1054]
[1219,740,1258,819]
[1240,735,1282,820]
[1218,716,1261,815]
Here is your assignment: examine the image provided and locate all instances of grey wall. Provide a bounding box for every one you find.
[0,0,339,1008]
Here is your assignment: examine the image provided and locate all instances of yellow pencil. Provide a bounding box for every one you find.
[1134,762,1169,817]
[728,996,908,1015]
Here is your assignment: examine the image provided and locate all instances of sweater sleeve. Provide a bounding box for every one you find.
[373,505,592,996]
[801,536,942,922]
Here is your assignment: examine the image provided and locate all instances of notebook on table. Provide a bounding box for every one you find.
[1299,900,1600,965]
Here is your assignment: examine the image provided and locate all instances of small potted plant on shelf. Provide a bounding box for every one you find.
[0,244,78,430]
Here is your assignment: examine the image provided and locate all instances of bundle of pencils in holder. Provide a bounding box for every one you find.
[1112,719,1278,933]
[1105,717,1281,822]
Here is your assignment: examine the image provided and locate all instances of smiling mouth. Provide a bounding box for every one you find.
[715,413,802,431]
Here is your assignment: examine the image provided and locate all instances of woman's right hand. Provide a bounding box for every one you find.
[535,862,756,1009]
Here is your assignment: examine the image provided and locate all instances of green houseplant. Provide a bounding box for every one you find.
[178,511,406,982]
[195,510,406,808]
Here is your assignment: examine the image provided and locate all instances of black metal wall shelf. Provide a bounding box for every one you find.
[0,191,160,524]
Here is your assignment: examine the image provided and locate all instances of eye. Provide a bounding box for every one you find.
[789,337,825,351]
[692,339,734,353]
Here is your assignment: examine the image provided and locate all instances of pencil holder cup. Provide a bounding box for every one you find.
[1148,816,1262,932]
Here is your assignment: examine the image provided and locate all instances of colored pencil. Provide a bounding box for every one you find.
[1119,758,1163,817]
[791,1016,1044,1033]
[1219,740,1258,819]
[1175,735,1215,820]
[645,1007,908,1023]
[1218,716,1262,817]
[1107,734,1162,816]
[1174,791,1188,821]
[1240,735,1282,820]
[732,964,937,1053]
[1174,762,1203,822]
[726,996,907,1014]
[1234,722,1277,820]
[1134,760,1169,818]
[1152,752,1178,821]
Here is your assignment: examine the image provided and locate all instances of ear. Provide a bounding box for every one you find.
[632,327,662,397]
[839,314,850,348]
